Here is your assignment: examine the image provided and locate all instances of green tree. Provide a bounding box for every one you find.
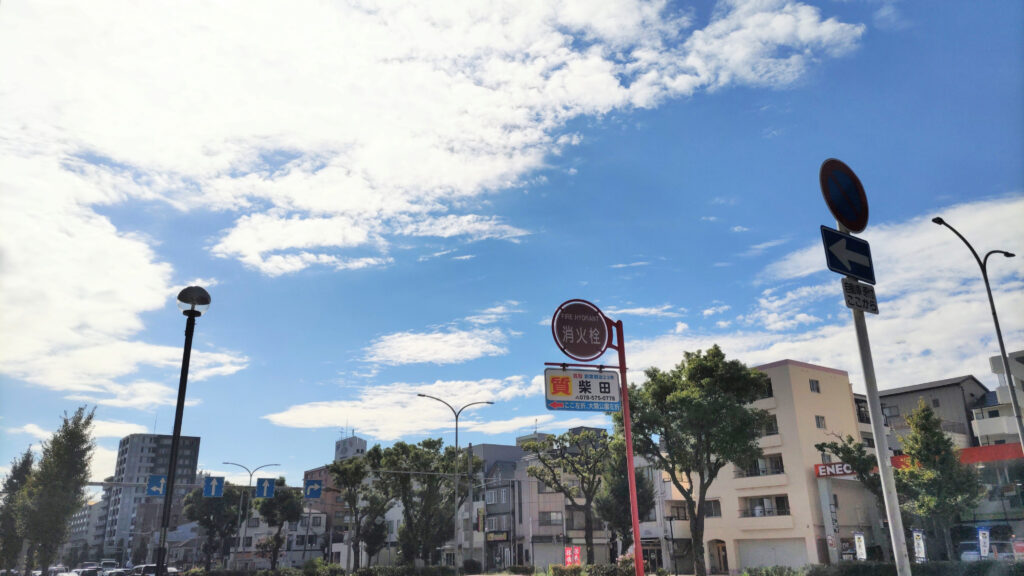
[254,478,303,570]
[359,492,392,566]
[15,407,96,572]
[0,449,35,571]
[183,484,242,570]
[897,399,982,560]
[327,456,393,570]
[594,431,655,557]
[521,428,611,565]
[629,346,769,576]
[371,439,472,565]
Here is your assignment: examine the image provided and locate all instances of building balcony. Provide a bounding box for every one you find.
[759,434,782,448]
[734,472,789,490]
[973,416,1020,438]
[752,396,777,410]
[736,510,794,531]
[996,385,1023,406]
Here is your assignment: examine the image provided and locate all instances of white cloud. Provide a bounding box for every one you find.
[264,376,538,440]
[8,424,50,441]
[742,238,789,256]
[466,301,522,325]
[629,196,1024,393]
[611,261,650,269]
[732,226,750,232]
[673,322,689,334]
[701,216,720,222]
[452,254,477,261]
[604,304,684,318]
[364,328,510,365]
[703,304,732,317]
[92,420,149,438]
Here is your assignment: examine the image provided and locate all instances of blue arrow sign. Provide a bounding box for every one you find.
[821,226,875,285]
[303,479,322,499]
[147,474,168,496]
[255,477,276,499]
[203,476,225,498]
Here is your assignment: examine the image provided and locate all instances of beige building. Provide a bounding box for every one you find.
[652,360,879,574]
[971,349,1024,446]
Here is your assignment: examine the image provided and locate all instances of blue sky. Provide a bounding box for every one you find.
[1,0,1022,491]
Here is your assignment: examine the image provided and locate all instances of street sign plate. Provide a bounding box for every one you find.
[552,299,610,362]
[820,158,869,233]
[147,474,167,496]
[544,368,621,412]
[255,477,276,499]
[841,278,878,314]
[821,226,875,284]
[203,476,225,498]
[303,479,322,499]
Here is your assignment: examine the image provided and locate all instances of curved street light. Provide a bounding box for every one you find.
[417,394,494,572]
[222,461,280,570]
[156,287,211,576]
[932,217,1023,448]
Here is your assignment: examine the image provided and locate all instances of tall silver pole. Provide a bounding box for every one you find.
[839,221,911,576]
[224,462,278,571]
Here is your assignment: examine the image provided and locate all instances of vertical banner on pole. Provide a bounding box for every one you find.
[912,530,926,563]
[979,527,991,559]
[853,532,866,561]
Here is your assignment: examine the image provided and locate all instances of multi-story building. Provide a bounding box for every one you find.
[231,505,328,570]
[878,376,988,450]
[59,499,108,565]
[515,428,612,570]
[971,349,1024,447]
[104,434,200,560]
[647,360,879,573]
[465,443,527,570]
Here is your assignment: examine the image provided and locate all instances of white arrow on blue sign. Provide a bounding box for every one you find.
[203,476,225,498]
[303,479,322,499]
[821,226,875,285]
[255,478,276,499]
[147,474,167,496]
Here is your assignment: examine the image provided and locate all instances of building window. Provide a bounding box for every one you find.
[243,536,252,547]
[295,535,305,546]
[537,482,557,493]
[815,415,827,429]
[758,379,773,399]
[863,437,875,448]
[988,410,1000,418]
[931,398,940,408]
[500,488,509,503]
[762,414,779,436]
[486,490,496,504]
[669,505,688,520]
[810,379,820,393]
[742,495,790,517]
[289,521,298,531]
[704,500,722,518]
[313,516,322,527]
[882,405,899,418]
[539,511,563,526]
[821,453,832,464]
[995,439,1006,445]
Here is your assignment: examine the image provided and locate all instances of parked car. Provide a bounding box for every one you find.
[959,540,1015,561]
[129,566,177,576]
[99,561,118,573]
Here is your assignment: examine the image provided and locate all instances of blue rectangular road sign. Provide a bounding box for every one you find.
[203,476,225,498]
[255,477,276,499]
[303,479,323,499]
[821,226,875,285]
[147,474,167,496]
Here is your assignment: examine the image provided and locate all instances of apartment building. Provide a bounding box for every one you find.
[648,360,879,573]
[231,506,328,570]
[878,376,988,450]
[465,443,527,570]
[104,434,200,559]
[515,428,612,570]
[58,499,108,564]
[971,349,1024,447]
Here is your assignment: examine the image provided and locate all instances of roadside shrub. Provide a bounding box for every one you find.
[506,566,534,575]
[462,559,482,575]
[615,554,634,576]
[551,565,583,576]
[740,567,802,576]
[585,564,620,576]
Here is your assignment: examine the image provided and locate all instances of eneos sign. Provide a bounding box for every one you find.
[815,462,855,477]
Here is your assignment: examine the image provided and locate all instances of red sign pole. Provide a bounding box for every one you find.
[610,319,645,576]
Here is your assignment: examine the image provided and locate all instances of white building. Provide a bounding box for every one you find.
[230,506,328,570]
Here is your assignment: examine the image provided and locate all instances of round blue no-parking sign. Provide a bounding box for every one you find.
[820,158,869,233]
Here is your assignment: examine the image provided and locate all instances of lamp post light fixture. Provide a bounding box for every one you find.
[156,287,211,576]
[932,217,1024,449]
[416,394,494,572]
[222,461,280,570]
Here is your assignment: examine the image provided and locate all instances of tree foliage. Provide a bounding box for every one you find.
[15,407,96,572]
[897,399,982,560]
[183,483,243,570]
[328,456,391,570]
[0,449,34,571]
[255,478,303,570]
[358,492,392,566]
[593,430,654,556]
[628,346,769,576]
[521,428,611,565]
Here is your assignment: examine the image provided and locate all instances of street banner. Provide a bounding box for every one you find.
[912,530,926,563]
[979,528,990,559]
[854,532,866,561]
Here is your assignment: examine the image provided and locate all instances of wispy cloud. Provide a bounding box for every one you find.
[604,304,684,318]
[611,261,650,269]
[742,238,789,257]
[466,301,522,325]
[364,328,510,366]
[702,304,731,317]
[732,226,750,233]
[701,216,719,222]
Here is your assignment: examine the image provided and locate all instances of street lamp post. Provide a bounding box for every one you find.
[223,462,280,570]
[417,394,493,573]
[932,217,1024,448]
[156,287,211,576]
